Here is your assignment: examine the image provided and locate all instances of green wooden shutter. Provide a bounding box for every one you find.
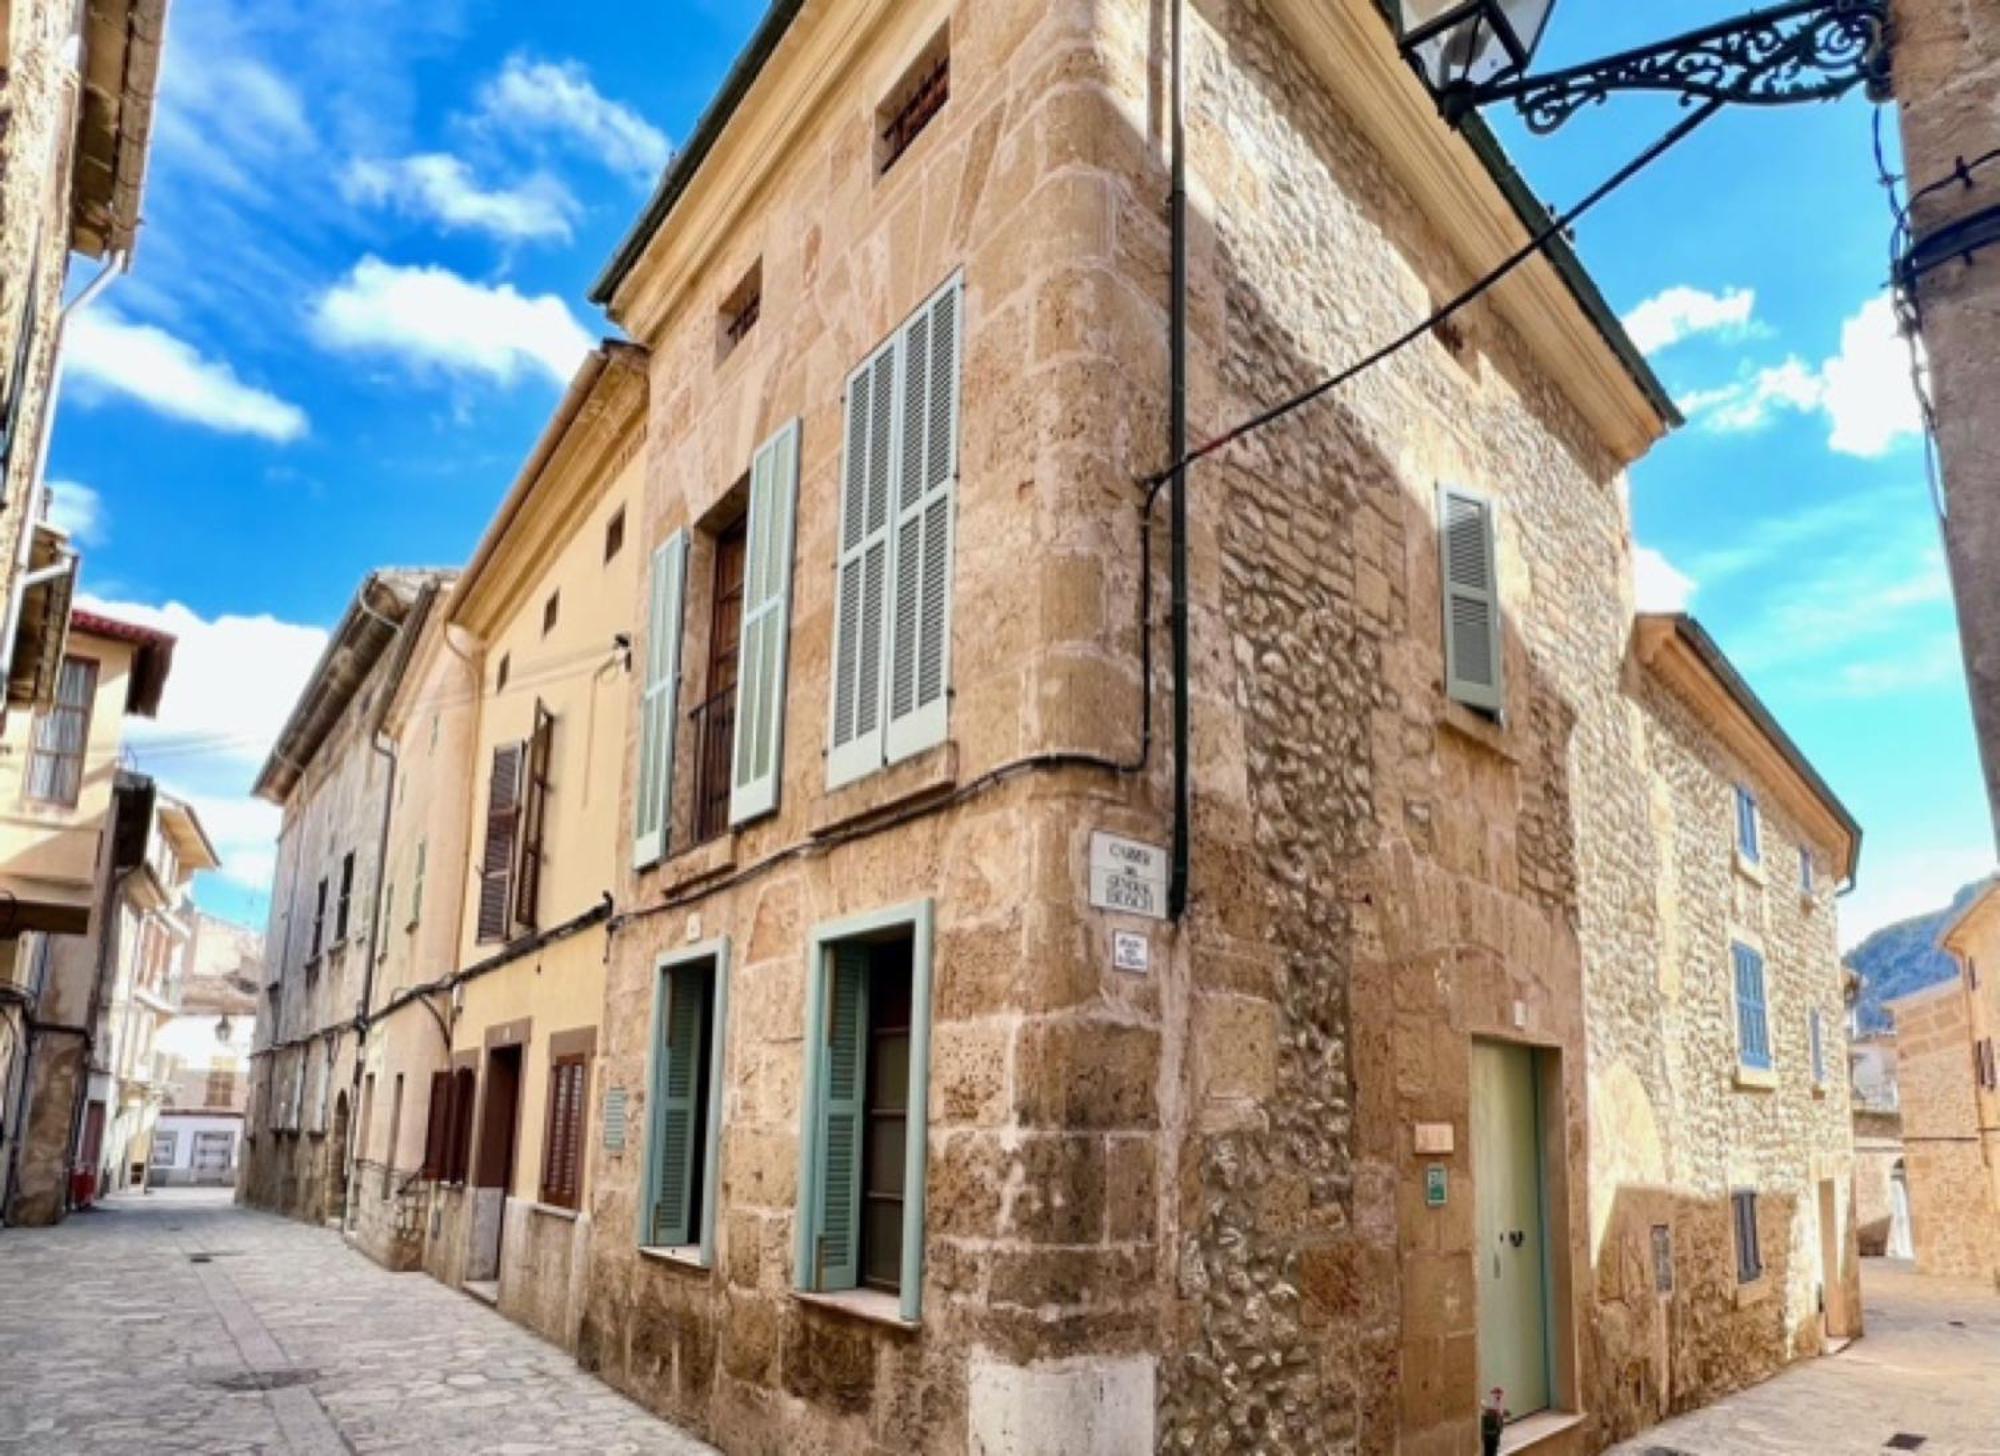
[634,531,688,867]
[828,344,898,787]
[731,418,801,824]
[411,839,426,926]
[649,965,707,1246]
[884,278,962,764]
[1438,485,1503,713]
[814,945,870,1290]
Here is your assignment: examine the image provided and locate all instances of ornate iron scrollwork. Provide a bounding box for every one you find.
[1468,0,1892,136]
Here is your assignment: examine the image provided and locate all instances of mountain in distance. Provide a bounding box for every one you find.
[1848,878,1990,1035]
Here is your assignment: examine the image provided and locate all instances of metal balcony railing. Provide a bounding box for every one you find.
[688,687,736,847]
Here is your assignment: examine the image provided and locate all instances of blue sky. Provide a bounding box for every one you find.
[53,0,1989,945]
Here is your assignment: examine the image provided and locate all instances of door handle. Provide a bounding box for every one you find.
[1507,1230,1526,1248]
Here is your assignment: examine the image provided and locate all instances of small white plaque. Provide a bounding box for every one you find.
[1414,1122,1454,1156]
[685,913,703,945]
[1112,931,1151,975]
[1089,832,1169,922]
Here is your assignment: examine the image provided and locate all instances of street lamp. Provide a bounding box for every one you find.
[1390,0,1893,134]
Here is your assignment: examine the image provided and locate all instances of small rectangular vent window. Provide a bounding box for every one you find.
[605,507,626,563]
[878,30,949,175]
[720,262,762,359]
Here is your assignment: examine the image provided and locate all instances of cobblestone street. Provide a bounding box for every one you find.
[1607,1260,2000,1456]
[0,1189,712,1454]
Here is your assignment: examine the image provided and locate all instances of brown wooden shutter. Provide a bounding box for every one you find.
[447,1067,477,1183]
[514,705,555,937]
[476,743,524,943]
[540,1055,587,1209]
[421,1070,451,1177]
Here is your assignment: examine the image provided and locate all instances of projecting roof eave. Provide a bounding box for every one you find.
[1633,613,1863,884]
[72,0,170,258]
[1937,875,2000,955]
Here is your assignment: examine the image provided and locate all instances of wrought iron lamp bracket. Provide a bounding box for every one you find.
[1443,0,1893,135]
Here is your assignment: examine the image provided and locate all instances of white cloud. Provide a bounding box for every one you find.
[152,49,317,194]
[66,307,309,442]
[1622,286,1756,355]
[1839,842,1997,952]
[1633,544,1697,613]
[76,594,330,896]
[1677,295,1923,459]
[341,153,578,242]
[310,256,592,386]
[475,54,670,183]
[46,480,106,545]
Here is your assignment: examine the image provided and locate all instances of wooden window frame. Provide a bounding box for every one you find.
[539,1051,589,1210]
[26,655,98,806]
[514,704,554,937]
[476,743,524,944]
[641,940,731,1264]
[794,900,934,1323]
[421,1069,451,1178]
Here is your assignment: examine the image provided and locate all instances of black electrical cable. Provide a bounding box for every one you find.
[1142,96,1727,491]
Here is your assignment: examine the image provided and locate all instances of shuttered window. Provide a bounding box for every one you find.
[410,840,426,927]
[1810,1008,1827,1086]
[476,743,524,944]
[1437,486,1503,714]
[515,704,554,936]
[27,656,97,805]
[0,235,43,502]
[1733,1190,1763,1283]
[335,851,355,941]
[540,1053,588,1210]
[443,1067,476,1184]
[796,902,935,1322]
[645,957,720,1252]
[310,879,328,960]
[1977,1038,1996,1091]
[731,418,802,824]
[1733,942,1771,1071]
[827,277,962,788]
[1735,786,1760,863]
[634,532,689,868]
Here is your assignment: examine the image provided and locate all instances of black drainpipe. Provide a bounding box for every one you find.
[343,727,397,1232]
[1167,0,1191,921]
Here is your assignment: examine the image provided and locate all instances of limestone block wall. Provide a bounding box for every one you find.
[1892,981,2000,1281]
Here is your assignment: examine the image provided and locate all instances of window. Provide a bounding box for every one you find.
[496,653,511,695]
[1799,847,1814,896]
[543,591,560,637]
[310,879,328,960]
[410,840,426,928]
[877,28,949,173]
[422,1070,451,1178]
[335,851,355,942]
[643,946,729,1261]
[1651,1225,1674,1294]
[730,420,802,824]
[1810,1008,1827,1087]
[693,512,749,846]
[604,506,626,563]
[476,742,524,943]
[1732,1190,1763,1283]
[428,1066,476,1183]
[1437,486,1503,715]
[0,239,44,502]
[1734,786,1760,864]
[1733,942,1771,1071]
[1969,958,1980,992]
[540,1052,589,1210]
[719,261,762,358]
[26,655,97,805]
[383,1074,403,1197]
[205,1066,236,1108]
[150,1131,176,1167]
[1978,1038,1997,1092]
[826,279,962,788]
[515,704,554,936]
[796,902,934,1321]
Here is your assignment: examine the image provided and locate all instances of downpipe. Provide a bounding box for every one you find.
[1167,0,1191,921]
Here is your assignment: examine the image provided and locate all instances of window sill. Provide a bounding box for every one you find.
[813,741,958,839]
[639,1244,709,1271]
[1438,700,1520,763]
[1735,1064,1778,1091]
[791,1287,918,1331]
[527,1200,580,1222]
[1735,1274,1773,1308]
[1498,1410,1587,1456]
[1734,850,1766,885]
[1812,1080,1828,1098]
[659,835,737,896]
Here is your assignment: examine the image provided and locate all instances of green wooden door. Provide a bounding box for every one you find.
[1472,1041,1551,1420]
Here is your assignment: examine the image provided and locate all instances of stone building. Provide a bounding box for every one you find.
[151,912,261,1188]
[1849,1028,1910,1257]
[0,611,178,1224]
[241,571,451,1226]
[1890,880,2000,1282]
[0,0,166,730]
[347,344,645,1346]
[1892,0,2000,839]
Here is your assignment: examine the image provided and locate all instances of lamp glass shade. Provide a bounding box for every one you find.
[1400,0,1557,94]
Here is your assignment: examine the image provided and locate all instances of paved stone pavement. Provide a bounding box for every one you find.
[1607,1259,2000,1456]
[0,1188,715,1454]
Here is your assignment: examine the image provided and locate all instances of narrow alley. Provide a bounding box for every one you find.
[0,1190,712,1454]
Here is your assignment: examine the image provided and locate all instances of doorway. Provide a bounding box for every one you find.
[327,1091,350,1222]
[1473,1040,1553,1422]
[469,1044,522,1284]
[1817,1178,1857,1341]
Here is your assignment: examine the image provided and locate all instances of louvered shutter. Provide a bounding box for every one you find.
[421,1070,450,1177]
[515,704,554,935]
[731,419,802,824]
[448,1068,477,1183]
[1438,485,1503,713]
[650,966,707,1246]
[814,945,870,1290]
[1734,944,1770,1070]
[476,743,524,943]
[884,279,962,764]
[542,1057,585,1208]
[828,344,898,788]
[634,532,689,867]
